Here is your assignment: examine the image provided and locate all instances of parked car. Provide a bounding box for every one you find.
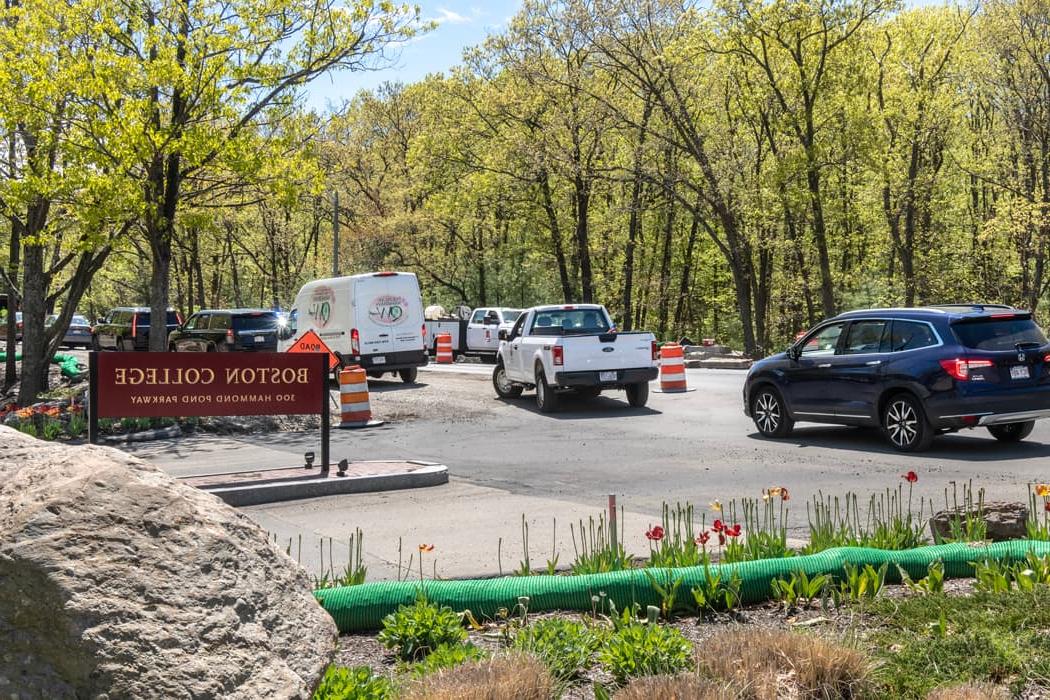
[493,304,659,411]
[280,272,427,383]
[424,306,523,361]
[46,313,93,348]
[744,304,1050,452]
[168,309,280,352]
[92,307,182,351]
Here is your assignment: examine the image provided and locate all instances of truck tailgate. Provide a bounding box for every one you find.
[559,333,654,373]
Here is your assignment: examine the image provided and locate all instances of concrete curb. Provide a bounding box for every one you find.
[197,461,449,507]
[99,425,182,444]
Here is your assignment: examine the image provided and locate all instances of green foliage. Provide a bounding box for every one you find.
[770,570,831,611]
[513,617,604,683]
[840,562,889,602]
[377,597,467,661]
[569,513,631,575]
[312,665,390,700]
[646,503,708,568]
[897,560,945,595]
[804,487,928,554]
[643,568,685,621]
[41,419,64,441]
[407,643,487,677]
[689,564,743,616]
[314,531,367,590]
[721,496,792,563]
[66,414,86,438]
[16,421,38,438]
[933,481,987,544]
[598,610,694,686]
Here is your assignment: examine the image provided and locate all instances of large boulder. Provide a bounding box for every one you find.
[929,501,1029,542]
[0,427,336,698]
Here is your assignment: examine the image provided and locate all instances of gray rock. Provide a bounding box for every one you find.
[929,501,1029,542]
[0,426,335,699]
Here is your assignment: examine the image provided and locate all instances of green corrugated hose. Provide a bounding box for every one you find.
[0,352,81,378]
[316,540,1050,632]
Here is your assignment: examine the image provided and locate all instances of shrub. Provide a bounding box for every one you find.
[312,665,390,700]
[409,643,487,677]
[612,674,738,700]
[400,653,554,700]
[513,616,604,682]
[377,597,467,661]
[598,615,694,685]
[699,629,871,699]
[925,681,1011,700]
[42,419,64,441]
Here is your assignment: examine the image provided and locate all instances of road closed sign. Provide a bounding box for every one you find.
[288,329,340,370]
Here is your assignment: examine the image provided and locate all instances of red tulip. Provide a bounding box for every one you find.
[1044,501,1050,513]
[725,524,742,538]
[712,519,724,533]
[695,531,710,546]
[718,532,726,546]
[645,525,665,542]
[902,471,918,484]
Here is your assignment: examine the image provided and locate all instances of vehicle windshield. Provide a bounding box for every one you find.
[952,317,1048,351]
[500,309,521,323]
[72,315,90,325]
[530,308,610,335]
[233,313,278,331]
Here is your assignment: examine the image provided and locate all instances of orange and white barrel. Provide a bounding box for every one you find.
[436,333,453,364]
[339,366,373,427]
[659,342,687,392]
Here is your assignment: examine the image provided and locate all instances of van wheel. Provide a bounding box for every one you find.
[625,382,649,408]
[988,421,1035,443]
[399,368,418,384]
[493,362,523,398]
[751,386,794,438]
[882,393,933,452]
[535,367,560,413]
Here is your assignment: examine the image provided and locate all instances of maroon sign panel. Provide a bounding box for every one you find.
[94,351,327,418]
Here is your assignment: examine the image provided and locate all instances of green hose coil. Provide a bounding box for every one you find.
[316,540,1050,632]
[0,352,82,378]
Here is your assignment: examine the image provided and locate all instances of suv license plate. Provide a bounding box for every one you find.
[254,335,265,342]
[373,356,386,365]
[599,371,617,382]
[1011,365,1030,380]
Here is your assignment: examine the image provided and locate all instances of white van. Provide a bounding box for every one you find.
[281,272,428,383]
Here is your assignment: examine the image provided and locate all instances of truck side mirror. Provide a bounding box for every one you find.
[498,329,508,341]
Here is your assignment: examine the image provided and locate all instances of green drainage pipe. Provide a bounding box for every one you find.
[316,540,1050,633]
[0,352,82,378]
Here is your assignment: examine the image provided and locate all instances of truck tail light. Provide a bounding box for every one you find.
[552,345,564,366]
[939,358,994,381]
[651,341,659,361]
[351,328,360,355]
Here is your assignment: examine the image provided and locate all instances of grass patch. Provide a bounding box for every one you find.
[400,653,554,700]
[863,587,1050,697]
[612,674,737,699]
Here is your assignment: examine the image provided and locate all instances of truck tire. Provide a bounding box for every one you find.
[625,382,649,408]
[535,366,560,413]
[399,368,418,384]
[493,362,523,398]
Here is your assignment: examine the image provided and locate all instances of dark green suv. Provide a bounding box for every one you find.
[92,307,181,351]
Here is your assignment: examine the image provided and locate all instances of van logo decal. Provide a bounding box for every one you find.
[369,295,408,326]
[307,286,335,328]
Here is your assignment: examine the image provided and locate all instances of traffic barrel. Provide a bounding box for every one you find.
[436,333,453,364]
[659,342,687,392]
[339,366,374,428]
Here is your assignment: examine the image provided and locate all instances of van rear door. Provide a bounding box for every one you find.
[353,272,423,362]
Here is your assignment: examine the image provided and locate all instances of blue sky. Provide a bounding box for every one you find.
[305,1,523,112]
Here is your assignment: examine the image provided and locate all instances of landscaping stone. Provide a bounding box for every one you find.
[0,426,336,699]
[929,501,1029,542]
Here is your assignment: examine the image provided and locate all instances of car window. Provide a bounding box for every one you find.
[800,323,844,356]
[183,314,200,331]
[952,317,1047,351]
[72,315,89,325]
[471,310,486,324]
[889,321,939,351]
[501,309,521,323]
[530,309,610,335]
[509,313,527,340]
[841,320,888,355]
[209,314,231,331]
[233,313,278,331]
[287,309,298,335]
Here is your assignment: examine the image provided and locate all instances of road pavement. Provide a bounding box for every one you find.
[122,364,1050,580]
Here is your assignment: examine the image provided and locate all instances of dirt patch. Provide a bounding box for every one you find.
[367,373,496,424]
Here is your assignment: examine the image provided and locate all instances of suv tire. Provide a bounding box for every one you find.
[493,362,523,398]
[988,420,1035,443]
[751,386,794,438]
[882,393,933,452]
[535,366,560,413]
[625,382,648,408]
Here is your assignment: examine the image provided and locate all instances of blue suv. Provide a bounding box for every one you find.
[743,305,1050,451]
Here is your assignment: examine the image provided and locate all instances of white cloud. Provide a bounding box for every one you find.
[432,7,473,25]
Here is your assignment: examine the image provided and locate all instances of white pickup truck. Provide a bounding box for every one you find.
[492,304,659,412]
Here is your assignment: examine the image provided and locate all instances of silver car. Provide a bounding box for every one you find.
[46,314,93,349]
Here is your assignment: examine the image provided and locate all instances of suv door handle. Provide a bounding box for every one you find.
[865,360,882,366]
[818,363,831,368]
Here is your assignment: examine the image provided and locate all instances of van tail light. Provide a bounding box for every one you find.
[552,345,564,366]
[422,323,427,338]
[131,313,137,338]
[652,341,659,361]
[351,328,360,355]
[939,358,994,381]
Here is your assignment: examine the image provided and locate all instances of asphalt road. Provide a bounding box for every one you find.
[123,364,1050,580]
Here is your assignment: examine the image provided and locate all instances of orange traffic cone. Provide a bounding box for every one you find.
[338,366,384,428]
[436,333,454,364]
[659,342,688,392]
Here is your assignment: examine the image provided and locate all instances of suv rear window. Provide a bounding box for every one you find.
[952,317,1048,351]
[233,313,278,331]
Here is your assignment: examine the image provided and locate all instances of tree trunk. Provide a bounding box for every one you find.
[17,243,49,403]
[621,100,653,332]
[4,216,20,389]
[806,164,835,317]
[574,174,593,303]
[538,170,573,302]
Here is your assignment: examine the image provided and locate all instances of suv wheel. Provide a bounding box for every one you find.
[493,362,523,398]
[882,394,933,452]
[535,366,560,413]
[751,386,794,438]
[988,420,1035,443]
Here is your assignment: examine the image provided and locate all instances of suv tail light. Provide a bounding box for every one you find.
[939,358,994,381]
[226,328,234,344]
[651,341,659,361]
[351,328,360,355]
[552,345,564,366]
[131,313,138,338]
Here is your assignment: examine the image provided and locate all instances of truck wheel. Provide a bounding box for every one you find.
[493,362,523,399]
[399,368,418,384]
[988,420,1035,443]
[535,367,560,413]
[625,382,649,408]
